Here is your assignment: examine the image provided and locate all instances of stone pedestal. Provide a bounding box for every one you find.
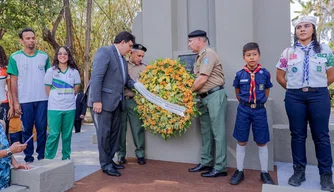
[11,159,74,192]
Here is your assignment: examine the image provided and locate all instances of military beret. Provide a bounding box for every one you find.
[132,43,147,52]
[188,30,207,38]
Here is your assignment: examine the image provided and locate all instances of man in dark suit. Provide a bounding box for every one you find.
[74,90,87,133]
[86,31,135,177]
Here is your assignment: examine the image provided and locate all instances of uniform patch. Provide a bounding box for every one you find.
[259,70,263,74]
[240,79,248,83]
[259,84,264,90]
[317,66,322,72]
[38,64,44,71]
[203,57,209,65]
[292,67,298,73]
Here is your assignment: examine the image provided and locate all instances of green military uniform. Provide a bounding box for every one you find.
[117,60,146,159]
[194,47,227,172]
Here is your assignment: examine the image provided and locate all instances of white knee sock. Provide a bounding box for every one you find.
[236,143,246,171]
[258,145,268,173]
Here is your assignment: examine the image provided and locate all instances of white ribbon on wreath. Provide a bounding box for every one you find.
[134,82,186,117]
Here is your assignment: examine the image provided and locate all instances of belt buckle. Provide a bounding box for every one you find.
[250,104,256,109]
[302,87,309,92]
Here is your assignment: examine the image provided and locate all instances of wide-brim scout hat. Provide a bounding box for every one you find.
[292,15,317,28]
[188,30,210,45]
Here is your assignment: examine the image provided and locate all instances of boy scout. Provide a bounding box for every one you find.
[230,42,274,185]
[117,44,147,165]
[187,30,228,177]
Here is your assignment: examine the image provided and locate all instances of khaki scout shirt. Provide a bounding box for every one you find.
[124,60,147,97]
[193,47,225,93]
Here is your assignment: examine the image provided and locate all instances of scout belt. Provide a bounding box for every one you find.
[240,101,265,109]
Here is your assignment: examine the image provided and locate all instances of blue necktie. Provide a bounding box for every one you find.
[119,55,126,85]
[296,42,313,85]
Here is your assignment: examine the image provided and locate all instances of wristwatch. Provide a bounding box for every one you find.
[6,148,12,156]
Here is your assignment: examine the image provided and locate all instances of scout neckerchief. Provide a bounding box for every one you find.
[243,64,262,103]
[296,41,314,85]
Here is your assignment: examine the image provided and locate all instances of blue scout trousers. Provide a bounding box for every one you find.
[285,88,332,174]
[21,101,48,162]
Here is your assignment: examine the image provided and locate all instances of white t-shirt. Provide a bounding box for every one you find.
[44,67,81,111]
[7,50,50,103]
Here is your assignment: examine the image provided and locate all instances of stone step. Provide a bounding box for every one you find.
[11,159,74,192]
[1,185,27,192]
[262,184,322,192]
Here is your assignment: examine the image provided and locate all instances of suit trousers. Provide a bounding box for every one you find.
[117,98,145,159]
[198,89,227,172]
[91,105,122,170]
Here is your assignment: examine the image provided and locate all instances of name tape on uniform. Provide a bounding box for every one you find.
[134,82,187,116]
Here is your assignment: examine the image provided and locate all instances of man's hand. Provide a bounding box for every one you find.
[9,142,27,154]
[80,115,85,119]
[93,102,102,113]
[8,107,14,119]
[13,102,22,115]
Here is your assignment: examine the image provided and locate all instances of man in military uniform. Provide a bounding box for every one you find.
[117,44,147,165]
[187,30,228,177]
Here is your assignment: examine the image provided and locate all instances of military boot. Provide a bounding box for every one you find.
[320,172,334,191]
[288,164,306,186]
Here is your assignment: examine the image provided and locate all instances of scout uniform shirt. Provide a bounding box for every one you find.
[233,66,272,104]
[276,43,334,89]
[124,60,147,97]
[193,47,224,94]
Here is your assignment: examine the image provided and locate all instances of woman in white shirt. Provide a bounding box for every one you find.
[44,46,81,160]
[276,15,334,191]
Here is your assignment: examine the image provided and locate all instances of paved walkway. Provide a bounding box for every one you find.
[13,124,332,191]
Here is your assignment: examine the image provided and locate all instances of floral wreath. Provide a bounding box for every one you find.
[134,58,199,140]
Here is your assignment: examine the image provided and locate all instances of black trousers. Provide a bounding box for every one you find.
[0,102,10,135]
[74,120,82,133]
[90,106,121,171]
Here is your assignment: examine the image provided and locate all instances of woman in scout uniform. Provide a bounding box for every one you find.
[44,46,81,160]
[276,15,334,191]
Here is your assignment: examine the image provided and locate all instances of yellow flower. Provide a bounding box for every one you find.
[134,58,199,141]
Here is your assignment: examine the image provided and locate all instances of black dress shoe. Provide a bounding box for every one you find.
[230,170,244,185]
[137,157,146,165]
[112,161,124,169]
[102,168,121,177]
[118,157,127,165]
[201,168,227,177]
[188,163,212,172]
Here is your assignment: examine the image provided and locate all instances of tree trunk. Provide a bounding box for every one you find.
[0,29,6,40]
[63,0,73,51]
[84,0,93,90]
[42,8,63,50]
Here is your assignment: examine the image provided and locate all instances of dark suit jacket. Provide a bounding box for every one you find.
[75,92,87,121]
[86,45,134,112]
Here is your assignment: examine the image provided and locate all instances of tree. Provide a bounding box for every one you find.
[84,0,93,89]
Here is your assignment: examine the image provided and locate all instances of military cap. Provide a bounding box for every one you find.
[188,30,207,38]
[132,43,147,52]
[188,30,210,45]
